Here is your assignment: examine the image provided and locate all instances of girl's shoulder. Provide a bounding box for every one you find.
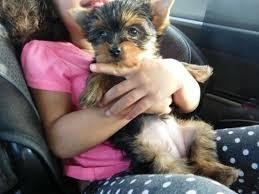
[21,40,94,93]
[21,40,94,69]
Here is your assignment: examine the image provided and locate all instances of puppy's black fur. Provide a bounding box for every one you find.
[78,0,164,173]
[75,0,238,186]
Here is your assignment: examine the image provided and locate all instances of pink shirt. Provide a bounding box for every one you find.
[21,40,130,181]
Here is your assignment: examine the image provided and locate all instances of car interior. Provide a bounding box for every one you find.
[0,0,258,193]
[171,0,259,129]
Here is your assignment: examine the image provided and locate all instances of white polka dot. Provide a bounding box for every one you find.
[100,189,104,194]
[142,189,149,194]
[230,157,236,164]
[107,190,111,194]
[238,178,244,183]
[251,163,258,169]
[103,181,109,185]
[238,170,244,177]
[148,174,155,177]
[228,131,234,134]
[222,146,228,151]
[130,179,136,184]
[243,149,249,155]
[251,192,257,194]
[144,180,152,185]
[248,131,255,136]
[216,136,221,141]
[165,174,173,178]
[240,127,246,130]
[216,192,224,194]
[186,190,197,194]
[110,181,116,186]
[235,138,241,143]
[162,181,171,188]
[127,189,133,194]
[186,177,196,182]
[119,179,125,184]
[238,189,243,193]
[257,141,259,147]
[115,189,121,194]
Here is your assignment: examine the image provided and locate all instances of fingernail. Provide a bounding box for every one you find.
[90,64,96,71]
[105,110,111,116]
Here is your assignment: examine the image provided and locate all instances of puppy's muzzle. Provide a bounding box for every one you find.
[109,46,122,58]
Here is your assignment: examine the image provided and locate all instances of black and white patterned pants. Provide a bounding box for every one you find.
[83,125,259,194]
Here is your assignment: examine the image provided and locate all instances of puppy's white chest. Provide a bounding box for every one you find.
[136,116,194,159]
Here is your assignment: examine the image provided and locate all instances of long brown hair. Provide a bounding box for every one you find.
[0,0,69,54]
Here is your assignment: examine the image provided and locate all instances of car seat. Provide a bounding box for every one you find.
[0,23,208,194]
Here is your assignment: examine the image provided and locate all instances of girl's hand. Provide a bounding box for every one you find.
[90,58,200,119]
[145,97,173,115]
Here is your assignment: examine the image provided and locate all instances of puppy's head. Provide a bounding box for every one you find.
[71,0,174,65]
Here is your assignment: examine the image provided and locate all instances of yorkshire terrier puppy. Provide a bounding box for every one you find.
[72,0,238,186]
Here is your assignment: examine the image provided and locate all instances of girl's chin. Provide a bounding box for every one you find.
[80,0,113,8]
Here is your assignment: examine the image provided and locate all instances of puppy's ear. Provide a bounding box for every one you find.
[182,63,214,83]
[151,0,175,35]
[68,7,92,32]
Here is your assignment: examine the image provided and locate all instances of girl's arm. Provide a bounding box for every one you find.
[171,68,200,113]
[32,89,130,159]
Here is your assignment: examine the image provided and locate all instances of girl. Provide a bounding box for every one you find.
[18,0,258,193]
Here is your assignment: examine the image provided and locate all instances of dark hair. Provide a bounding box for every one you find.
[0,0,69,54]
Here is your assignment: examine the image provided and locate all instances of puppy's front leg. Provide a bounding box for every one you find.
[79,73,113,108]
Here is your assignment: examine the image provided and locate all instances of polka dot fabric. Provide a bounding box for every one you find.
[82,125,259,194]
[216,125,259,193]
[83,174,236,194]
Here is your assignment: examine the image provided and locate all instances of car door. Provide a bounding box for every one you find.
[170,0,259,129]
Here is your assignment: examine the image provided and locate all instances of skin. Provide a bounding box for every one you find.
[91,59,200,119]
[31,0,201,159]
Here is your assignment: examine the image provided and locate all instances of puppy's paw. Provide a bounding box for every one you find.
[210,165,239,187]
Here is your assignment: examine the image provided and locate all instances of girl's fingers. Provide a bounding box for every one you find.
[118,104,135,117]
[106,88,147,116]
[144,98,172,115]
[90,63,137,76]
[153,97,172,114]
[102,79,138,106]
[125,96,153,120]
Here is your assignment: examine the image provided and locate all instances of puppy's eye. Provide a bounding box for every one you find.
[99,30,107,39]
[128,27,139,37]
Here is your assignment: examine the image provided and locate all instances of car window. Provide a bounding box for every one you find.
[171,0,259,31]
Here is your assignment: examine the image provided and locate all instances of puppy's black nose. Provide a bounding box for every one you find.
[109,47,121,57]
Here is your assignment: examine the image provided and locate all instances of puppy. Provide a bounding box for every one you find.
[71,0,238,186]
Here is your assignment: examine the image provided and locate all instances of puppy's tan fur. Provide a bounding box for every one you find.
[72,0,238,186]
